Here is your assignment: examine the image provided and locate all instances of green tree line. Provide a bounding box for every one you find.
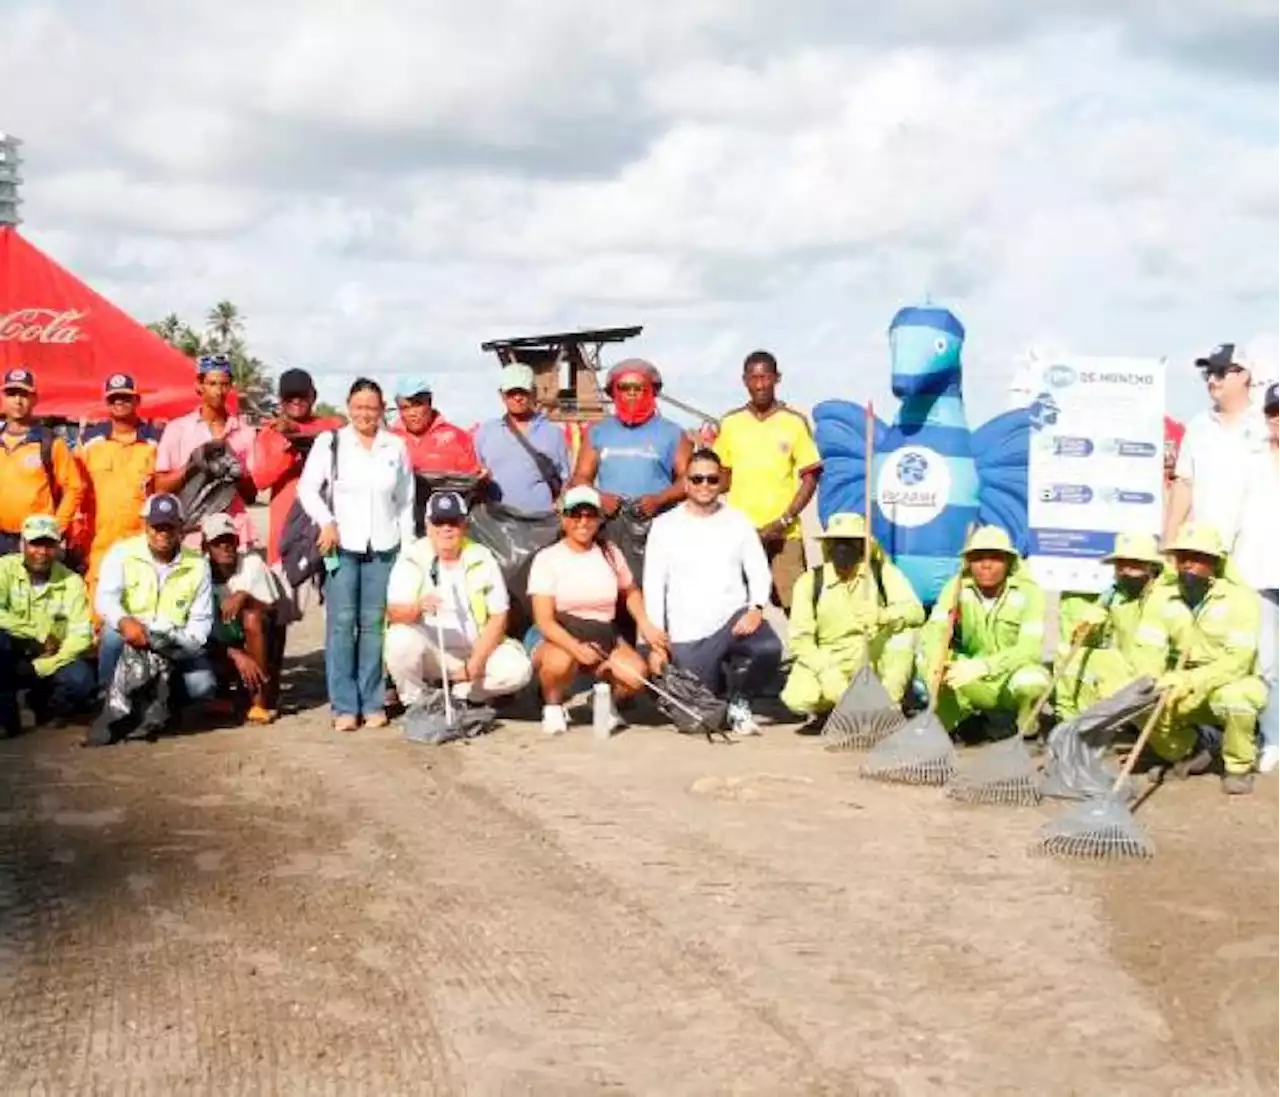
[148,301,341,419]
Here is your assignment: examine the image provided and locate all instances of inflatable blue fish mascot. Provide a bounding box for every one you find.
[814,304,1033,606]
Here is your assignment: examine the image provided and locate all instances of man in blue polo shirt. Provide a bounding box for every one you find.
[474,364,571,513]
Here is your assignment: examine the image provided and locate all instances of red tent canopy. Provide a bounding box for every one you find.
[0,226,199,421]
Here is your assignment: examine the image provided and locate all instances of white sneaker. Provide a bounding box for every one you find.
[728,698,762,737]
[1258,745,1280,775]
[542,704,568,736]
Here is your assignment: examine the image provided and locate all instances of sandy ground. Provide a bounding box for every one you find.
[0,607,1275,1096]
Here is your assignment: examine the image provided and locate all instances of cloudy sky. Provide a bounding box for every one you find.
[3,0,1276,428]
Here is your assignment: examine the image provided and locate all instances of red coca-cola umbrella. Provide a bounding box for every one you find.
[0,226,200,421]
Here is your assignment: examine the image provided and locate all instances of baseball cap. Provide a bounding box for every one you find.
[1263,381,1278,413]
[196,353,233,377]
[604,359,663,394]
[426,490,468,524]
[278,368,315,400]
[561,485,603,512]
[142,494,184,528]
[3,367,35,392]
[499,363,535,393]
[395,376,433,401]
[1194,343,1250,375]
[104,372,139,397]
[20,515,61,543]
[200,512,238,541]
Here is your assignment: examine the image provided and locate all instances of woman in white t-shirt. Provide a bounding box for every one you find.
[526,485,668,735]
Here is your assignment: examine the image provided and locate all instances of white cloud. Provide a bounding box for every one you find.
[1,1,1275,433]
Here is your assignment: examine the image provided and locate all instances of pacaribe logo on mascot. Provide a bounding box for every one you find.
[876,446,952,529]
[813,303,1033,607]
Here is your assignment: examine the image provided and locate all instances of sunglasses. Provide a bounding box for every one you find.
[688,473,721,486]
[1200,364,1244,380]
[614,382,646,395]
[431,517,464,528]
[565,507,601,520]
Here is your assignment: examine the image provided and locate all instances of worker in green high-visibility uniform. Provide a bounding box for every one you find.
[1054,532,1182,721]
[916,525,1051,736]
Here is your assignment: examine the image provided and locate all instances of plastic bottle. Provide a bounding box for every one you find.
[592,682,613,740]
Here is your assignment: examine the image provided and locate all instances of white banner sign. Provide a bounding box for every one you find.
[1025,357,1166,592]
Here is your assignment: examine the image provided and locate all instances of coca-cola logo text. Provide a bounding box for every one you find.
[0,308,88,344]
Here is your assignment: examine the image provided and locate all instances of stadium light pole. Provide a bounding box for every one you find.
[0,132,23,227]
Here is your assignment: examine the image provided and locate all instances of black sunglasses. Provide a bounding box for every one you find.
[565,506,601,520]
[1200,364,1244,380]
[688,473,721,486]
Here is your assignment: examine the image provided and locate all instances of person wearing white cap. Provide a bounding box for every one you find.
[525,485,668,735]
[473,363,571,512]
[201,513,281,725]
[384,490,531,708]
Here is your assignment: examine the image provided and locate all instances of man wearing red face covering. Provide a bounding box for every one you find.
[571,360,693,519]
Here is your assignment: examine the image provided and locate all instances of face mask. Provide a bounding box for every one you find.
[1177,569,1212,608]
[829,541,861,571]
[1114,574,1150,600]
[612,374,657,426]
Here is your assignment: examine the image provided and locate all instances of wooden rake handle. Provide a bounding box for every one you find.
[1019,590,1119,738]
[1111,644,1194,794]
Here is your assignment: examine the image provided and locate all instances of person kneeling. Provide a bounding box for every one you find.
[0,516,96,736]
[526,486,667,736]
[642,449,782,735]
[202,514,282,724]
[781,512,923,725]
[916,525,1051,739]
[385,491,531,712]
[89,494,217,746]
[1150,523,1266,795]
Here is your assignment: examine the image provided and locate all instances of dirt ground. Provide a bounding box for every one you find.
[0,609,1275,1096]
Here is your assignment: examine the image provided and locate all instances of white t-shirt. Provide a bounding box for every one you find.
[214,552,280,606]
[386,549,509,655]
[1232,445,1279,590]
[1174,407,1268,550]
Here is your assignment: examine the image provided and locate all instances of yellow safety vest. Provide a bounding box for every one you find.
[400,538,497,627]
[117,535,207,627]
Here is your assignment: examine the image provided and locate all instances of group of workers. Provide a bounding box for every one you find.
[0,347,1274,795]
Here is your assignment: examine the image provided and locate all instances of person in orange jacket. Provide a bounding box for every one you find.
[0,367,86,557]
[77,373,163,602]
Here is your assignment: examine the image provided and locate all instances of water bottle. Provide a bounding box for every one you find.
[592,682,613,741]
[323,550,340,575]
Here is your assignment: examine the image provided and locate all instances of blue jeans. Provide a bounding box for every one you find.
[325,547,397,717]
[0,629,97,731]
[98,625,218,701]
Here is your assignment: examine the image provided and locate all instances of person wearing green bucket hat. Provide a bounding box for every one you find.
[1053,531,1180,723]
[780,511,923,720]
[1146,521,1267,795]
[916,524,1052,738]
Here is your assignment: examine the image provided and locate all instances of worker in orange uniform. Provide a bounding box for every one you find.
[77,373,163,601]
[0,367,85,557]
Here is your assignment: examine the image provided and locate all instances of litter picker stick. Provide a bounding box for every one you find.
[600,652,727,739]
[436,615,454,727]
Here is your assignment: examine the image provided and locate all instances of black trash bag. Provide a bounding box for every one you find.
[654,665,729,735]
[468,501,562,634]
[413,473,485,537]
[178,445,243,531]
[88,644,174,745]
[1042,676,1159,801]
[605,502,652,583]
[404,690,497,745]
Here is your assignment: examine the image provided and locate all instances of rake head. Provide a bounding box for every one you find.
[859,708,956,786]
[947,734,1043,807]
[821,667,905,750]
[1031,793,1154,861]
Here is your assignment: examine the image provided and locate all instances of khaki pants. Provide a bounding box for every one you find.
[766,538,807,611]
[384,623,532,706]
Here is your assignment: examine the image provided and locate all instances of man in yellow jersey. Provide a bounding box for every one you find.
[713,351,822,609]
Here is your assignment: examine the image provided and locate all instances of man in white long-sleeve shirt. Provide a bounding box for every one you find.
[90,494,217,745]
[643,449,783,735]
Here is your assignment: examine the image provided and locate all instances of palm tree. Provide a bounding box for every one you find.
[205,300,243,352]
[147,313,183,343]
